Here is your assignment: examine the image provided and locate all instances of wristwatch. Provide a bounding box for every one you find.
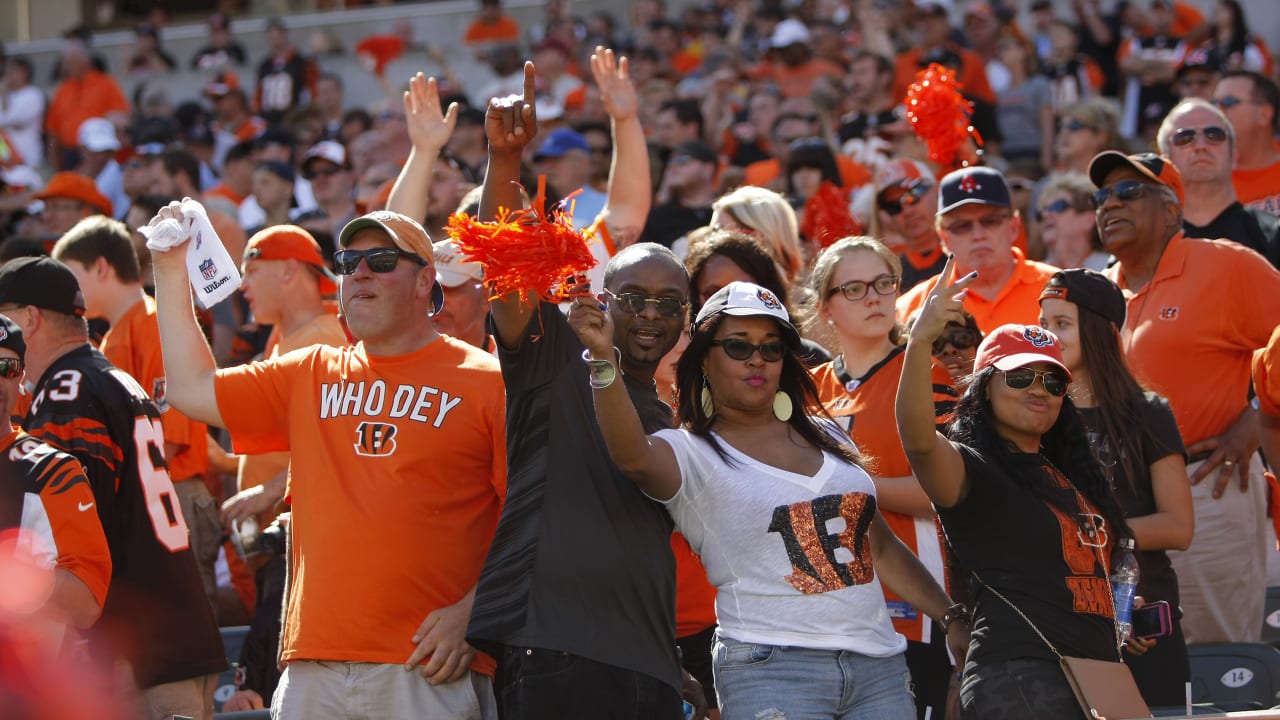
[582,347,621,389]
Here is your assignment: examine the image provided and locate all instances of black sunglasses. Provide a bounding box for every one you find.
[1170,126,1228,147]
[1000,367,1069,396]
[1058,118,1093,133]
[0,358,22,379]
[333,248,428,275]
[932,328,980,356]
[827,274,900,302]
[878,181,931,216]
[1035,198,1083,222]
[305,164,347,179]
[712,338,786,362]
[1090,180,1148,209]
[604,289,688,318]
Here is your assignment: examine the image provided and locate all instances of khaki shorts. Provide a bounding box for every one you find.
[271,661,496,720]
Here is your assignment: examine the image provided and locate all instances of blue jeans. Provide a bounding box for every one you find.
[712,634,915,720]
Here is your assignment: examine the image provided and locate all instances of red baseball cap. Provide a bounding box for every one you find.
[34,172,113,217]
[243,225,337,295]
[973,324,1071,380]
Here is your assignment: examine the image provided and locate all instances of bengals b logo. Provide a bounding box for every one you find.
[354,422,398,457]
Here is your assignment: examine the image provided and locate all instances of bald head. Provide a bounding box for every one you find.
[603,242,688,291]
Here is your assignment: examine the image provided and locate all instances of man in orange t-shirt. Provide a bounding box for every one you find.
[1213,71,1280,216]
[150,207,506,718]
[891,3,995,106]
[44,41,129,170]
[464,0,521,56]
[51,216,221,617]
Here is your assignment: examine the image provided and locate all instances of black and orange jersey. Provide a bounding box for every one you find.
[24,345,225,689]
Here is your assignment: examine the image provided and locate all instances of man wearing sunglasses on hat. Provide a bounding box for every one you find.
[150,201,507,718]
[1159,98,1280,269]
[1212,71,1280,216]
[875,158,946,291]
[1091,149,1280,646]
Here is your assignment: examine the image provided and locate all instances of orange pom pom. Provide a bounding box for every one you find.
[801,181,862,249]
[905,64,984,171]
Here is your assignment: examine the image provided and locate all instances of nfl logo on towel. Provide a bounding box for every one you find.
[200,258,218,280]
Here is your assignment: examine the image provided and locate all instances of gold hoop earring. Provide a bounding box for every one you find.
[701,376,715,418]
[773,389,793,422]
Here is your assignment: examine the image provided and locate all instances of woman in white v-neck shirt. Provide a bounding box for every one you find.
[569,280,968,719]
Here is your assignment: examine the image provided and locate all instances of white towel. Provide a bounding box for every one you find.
[139,198,241,310]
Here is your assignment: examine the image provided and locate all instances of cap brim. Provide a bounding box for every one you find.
[938,197,1006,215]
[1088,151,1159,189]
[991,353,1072,381]
[716,307,802,348]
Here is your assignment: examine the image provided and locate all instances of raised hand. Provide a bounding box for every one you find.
[404,73,458,153]
[910,255,978,345]
[590,47,637,123]
[567,293,615,360]
[485,61,538,155]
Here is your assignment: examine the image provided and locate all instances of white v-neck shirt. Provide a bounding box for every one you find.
[654,428,906,656]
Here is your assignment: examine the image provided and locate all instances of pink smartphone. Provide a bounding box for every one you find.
[1132,600,1173,640]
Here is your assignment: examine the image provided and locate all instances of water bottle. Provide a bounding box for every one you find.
[1111,537,1140,640]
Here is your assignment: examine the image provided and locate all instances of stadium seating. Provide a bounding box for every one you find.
[1187,643,1280,712]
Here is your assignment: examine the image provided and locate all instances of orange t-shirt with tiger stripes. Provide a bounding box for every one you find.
[214,336,507,673]
[811,349,958,643]
[100,296,209,483]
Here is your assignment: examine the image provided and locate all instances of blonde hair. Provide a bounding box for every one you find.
[711,186,803,283]
[804,236,904,350]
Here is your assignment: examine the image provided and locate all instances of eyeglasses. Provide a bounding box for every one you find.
[827,274,900,302]
[603,289,689,318]
[1170,125,1228,147]
[1035,198,1080,222]
[932,327,980,356]
[999,367,1069,396]
[941,212,1011,236]
[0,358,22,379]
[1212,96,1245,110]
[878,181,931,215]
[1090,180,1148,209]
[711,337,786,362]
[305,165,346,179]
[333,248,428,275]
[1058,118,1093,133]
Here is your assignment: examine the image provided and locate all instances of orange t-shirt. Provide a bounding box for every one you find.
[672,532,717,637]
[1106,233,1280,446]
[205,183,246,209]
[1255,325,1280,418]
[896,248,1059,334]
[100,296,209,483]
[1232,159,1280,217]
[811,350,957,642]
[44,70,130,149]
[355,34,406,76]
[892,45,995,105]
[743,155,872,192]
[214,337,507,672]
[752,58,846,99]
[464,17,521,45]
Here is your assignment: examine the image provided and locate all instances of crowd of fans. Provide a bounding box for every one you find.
[1,0,1280,718]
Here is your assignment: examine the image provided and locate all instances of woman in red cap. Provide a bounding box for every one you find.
[896,257,1132,719]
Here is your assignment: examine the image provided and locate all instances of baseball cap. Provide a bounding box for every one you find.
[1038,268,1126,329]
[671,141,717,165]
[301,141,349,174]
[0,256,88,317]
[973,324,1071,379]
[770,18,811,48]
[243,225,338,295]
[937,166,1011,215]
[256,160,296,184]
[0,314,26,361]
[876,158,933,190]
[338,211,444,312]
[694,281,800,348]
[1,165,43,191]
[433,240,484,287]
[77,117,120,153]
[1176,47,1221,78]
[1087,151,1185,206]
[534,128,591,161]
[203,70,240,97]
[34,172,113,217]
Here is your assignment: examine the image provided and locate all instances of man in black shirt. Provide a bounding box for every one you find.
[1159,98,1280,268]
[640,140,718,251]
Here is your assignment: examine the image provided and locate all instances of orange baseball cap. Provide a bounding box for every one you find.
[1087,151,1185,207]
[876,158,933,190]
[973,324,1072,380]
[34,172,113,217]
[243,225,337,294]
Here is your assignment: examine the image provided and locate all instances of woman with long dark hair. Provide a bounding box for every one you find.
[1205,0,1273,75]
[896,259,1131,719]
[1039,268,1192,706]
[569,281,967,719]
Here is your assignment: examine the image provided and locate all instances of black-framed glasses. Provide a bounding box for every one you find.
[1000,367,1069,396]
[1212,96,1245,110]
[1090,180,1147,209]
[932,327,980,356]
[0,358,23,379]
[827,274,900,302]
[1058,118,1093,133]
[878,181,931,216]
[1035,198,1077,222]
[941,212,1011,236]
[333,248,428,275]
[603,289,689,318]
[1170,126,1228,147]
[711,338,786,362]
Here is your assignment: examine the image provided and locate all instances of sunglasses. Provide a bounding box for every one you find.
[879,181,931,216]
[1170,125,1228,147]
[0,358,22,379]
[1058,118,1093,133]
[827,274,900,302]
[999,367,1069,396]
[941,212,1010,236]
[1035,198,1082,222]
[1212,96,1245,110]
[1090,180,1147,209]
[603,289,688,318]
[333,248,428,275]
[932,327,979,356]
[305,165,346,179]
[711,337,786,362]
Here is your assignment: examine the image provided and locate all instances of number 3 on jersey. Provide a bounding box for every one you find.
[133,416,190,552]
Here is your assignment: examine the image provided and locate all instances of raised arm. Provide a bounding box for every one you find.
[591,47,650,249]
[149,201,225,427]
[566,294,682,500]
[480,62,540,348]
[386,73,458,224]
[896,256,975,508]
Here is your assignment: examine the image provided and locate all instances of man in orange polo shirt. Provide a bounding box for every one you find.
[896,166,1057,333]
[44,40,128,171]
[1213,71,1280,216]
[1092,150,1280,644]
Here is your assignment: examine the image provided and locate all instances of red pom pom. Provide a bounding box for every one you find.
[801,181,862,249]
[905,64,984,171]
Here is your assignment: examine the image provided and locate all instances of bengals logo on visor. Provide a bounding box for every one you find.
[756,288,783,310]
[354,422,398,457]
[1023,326,1054,348]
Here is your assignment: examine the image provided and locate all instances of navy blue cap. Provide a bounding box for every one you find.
[0,315,25,361]
[534,128,591,160]
[937,166,1011,215]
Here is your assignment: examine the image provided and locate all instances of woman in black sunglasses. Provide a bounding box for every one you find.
[1039,269,1192,707]
[897,258,1131,720]
[569,280,966,720]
